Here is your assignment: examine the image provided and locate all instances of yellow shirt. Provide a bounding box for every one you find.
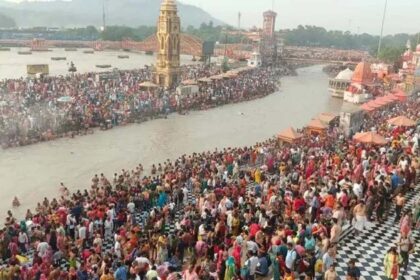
[255,169,261,184]
[100,274,115,280]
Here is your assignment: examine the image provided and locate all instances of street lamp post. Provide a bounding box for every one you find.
[377,0,388,57]
[222,27,228,57]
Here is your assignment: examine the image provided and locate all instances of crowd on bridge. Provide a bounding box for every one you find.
[284,47,368,63]
[0,63,288,149]
[0,92,419,280]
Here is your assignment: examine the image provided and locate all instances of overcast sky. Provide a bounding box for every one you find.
[7,0,420,35]
[179,0,419,35]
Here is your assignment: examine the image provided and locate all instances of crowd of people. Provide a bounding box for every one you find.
[0,64,288,149]
[0,94,419,280]
[283,47,368,63]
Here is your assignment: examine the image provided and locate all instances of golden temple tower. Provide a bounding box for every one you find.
[155,0,181,88]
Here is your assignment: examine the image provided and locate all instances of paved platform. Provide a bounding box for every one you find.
[336,187,420,280]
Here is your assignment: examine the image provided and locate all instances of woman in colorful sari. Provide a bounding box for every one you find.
[383,247,402,280]
[224,256,236,280]
[399,211,412,236]
[254,168,261,184]
[269,250,281,280]
[413,199,420,230]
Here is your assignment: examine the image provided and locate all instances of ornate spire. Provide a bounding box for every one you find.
[161,0,177,11]
[406,39,412,50]
[155,0,181,88]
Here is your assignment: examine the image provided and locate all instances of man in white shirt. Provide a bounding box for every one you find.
[127,200,135,214]
[18,230,28,253]
[37,241,49,258]
[114,236,122,259]
[353,181,363,200]
[285,243,297,271]
[182,186,189,205]
[322,248,335,273]
[246,239,258,254]
[104,217,113,238]
[399,156,408,170]
[245,251,259,279]
[78,223,87,243]
[107,205,116,221]
[66,213,76,239]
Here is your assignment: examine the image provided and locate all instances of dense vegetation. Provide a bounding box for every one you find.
[282,25,420,63]
[377,46,407,64]
[33,22,245,44]
[5,21,418,63]
[0,13,16,28]
[101,26,156,41]
[283,25,418,55]
[100,22,244,43]
[185,22,246,44]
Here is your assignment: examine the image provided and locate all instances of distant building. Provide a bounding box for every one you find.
[260,10,278,65]
[343,61,377,104]
[328,68,353,98]
[339,103,365,137]
[399,41,420,92]
[247,51,262,68]
[262,10,277,37]
[413,44,420,67]
[370,63,391,79]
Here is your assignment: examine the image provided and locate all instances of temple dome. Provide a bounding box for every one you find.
[352,61,373,84]
[335,68,353,81]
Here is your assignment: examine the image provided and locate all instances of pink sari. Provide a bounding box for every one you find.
[400,216,411,236]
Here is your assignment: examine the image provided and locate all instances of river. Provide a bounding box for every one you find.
[0,64,343,220]
[0,48,197,79]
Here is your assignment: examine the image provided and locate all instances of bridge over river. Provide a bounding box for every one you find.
[0,38,358,64]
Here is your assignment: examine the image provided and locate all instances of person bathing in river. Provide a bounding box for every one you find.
[12,196,20,207]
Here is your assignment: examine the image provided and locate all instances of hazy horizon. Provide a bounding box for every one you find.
[4,0,420,35]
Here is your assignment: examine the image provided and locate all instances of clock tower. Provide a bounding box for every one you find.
[155,0,181,88]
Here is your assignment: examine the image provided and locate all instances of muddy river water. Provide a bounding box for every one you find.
[0,64,343,220]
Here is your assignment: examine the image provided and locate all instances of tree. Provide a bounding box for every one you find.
[183,22,245,43]
[0,13,16,28]
[221,57,229,73]
[100,26,155,41]
[282,25,418,55]
[377,46,405,64]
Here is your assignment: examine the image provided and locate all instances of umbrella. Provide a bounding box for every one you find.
[198,77,212,83]
[57,96,74,103]
[353,131,387,145]
[393,89,409,101]
[316,112,338,124]
[372,97,389,106]
[360,103,375,112]
[226,71,238,78]
[277,127,303,143]
[210,75,223,80]
[387,116,416,127]
[181,79,197,85]
[306,119,328,130]
[383,94,399,102]
[365,101,382,109]
[139,81,158,88]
